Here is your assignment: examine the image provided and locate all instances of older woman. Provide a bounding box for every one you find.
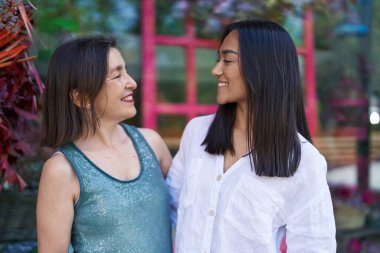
[37,35,172,253]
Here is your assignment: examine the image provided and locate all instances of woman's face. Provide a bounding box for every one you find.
[211,30,247,105]
[94,47,137,123]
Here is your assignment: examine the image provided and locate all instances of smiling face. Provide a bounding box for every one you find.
[94,47,137,123]
[211,30,247,106]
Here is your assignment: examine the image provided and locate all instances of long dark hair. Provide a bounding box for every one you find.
[42,35,116,148]
[202,20,312,177]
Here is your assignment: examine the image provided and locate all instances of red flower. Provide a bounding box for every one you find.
[336,186,355,200]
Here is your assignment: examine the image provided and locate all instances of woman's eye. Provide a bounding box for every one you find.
[216,59,234,63]
[112,74,121,80]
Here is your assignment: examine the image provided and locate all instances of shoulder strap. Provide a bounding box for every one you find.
[121,124,160,166]
[58,143,85,190]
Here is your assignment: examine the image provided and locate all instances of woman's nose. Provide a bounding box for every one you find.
[211,61,222,77]
[125,75,137,90]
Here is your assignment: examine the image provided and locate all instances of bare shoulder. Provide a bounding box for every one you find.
[138,128,164,147]
[40,153,78,187]
[138,128,172,176]
[37,153,78,251]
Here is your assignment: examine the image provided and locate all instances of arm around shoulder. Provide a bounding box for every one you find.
[37,153,79,253]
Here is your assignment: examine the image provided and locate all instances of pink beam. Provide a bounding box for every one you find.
[304,10,317,137]
[328,98,368,107]
[155,35,220,48]
[185,17,197,120]
[157,104,218,114]
[296,47,306,55]
[142,0,157,129]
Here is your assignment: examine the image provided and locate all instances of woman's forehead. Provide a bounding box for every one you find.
[107,48,125,71]
[220,30,239,52]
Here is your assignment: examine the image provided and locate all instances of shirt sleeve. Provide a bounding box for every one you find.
[166,120,193,227]
[284,155,337,253]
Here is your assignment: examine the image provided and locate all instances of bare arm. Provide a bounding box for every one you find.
[36,154,80,253]
[139,128,172,178]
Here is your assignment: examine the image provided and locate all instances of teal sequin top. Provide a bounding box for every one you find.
[59,124,172,253]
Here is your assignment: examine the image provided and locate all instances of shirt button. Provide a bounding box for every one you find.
[208,209,215,216]
[216,175,222,181]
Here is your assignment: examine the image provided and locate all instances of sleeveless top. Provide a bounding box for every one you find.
[59,124,172,253]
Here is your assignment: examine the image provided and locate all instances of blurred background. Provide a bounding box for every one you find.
[1,0,380,252]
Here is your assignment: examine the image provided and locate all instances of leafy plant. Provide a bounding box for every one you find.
[0,0,44,191]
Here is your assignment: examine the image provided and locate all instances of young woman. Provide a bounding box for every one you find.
[37,35,172,253]
[167,20,336,253]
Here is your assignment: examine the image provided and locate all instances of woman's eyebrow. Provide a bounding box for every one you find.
[109,64,125,73]
[220,49,239,55]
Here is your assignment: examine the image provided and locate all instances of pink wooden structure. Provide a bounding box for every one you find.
[142,0,317,137]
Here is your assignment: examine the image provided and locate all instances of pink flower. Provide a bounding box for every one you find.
[362,190,376,205]
[347,238,362,253]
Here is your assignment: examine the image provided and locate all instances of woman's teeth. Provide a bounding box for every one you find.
[122,95,133,102]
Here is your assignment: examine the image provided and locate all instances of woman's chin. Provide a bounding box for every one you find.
[216,98,229,105]
[121,108,137,120]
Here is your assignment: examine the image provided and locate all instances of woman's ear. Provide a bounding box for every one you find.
[70,90,91,109]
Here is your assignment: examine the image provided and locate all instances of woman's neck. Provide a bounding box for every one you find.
[234,102,247,133]
[75,122,126,151]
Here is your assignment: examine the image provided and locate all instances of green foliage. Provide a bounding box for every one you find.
[41,17,79,33]
[32,0,80,34]
[156,0,185,36]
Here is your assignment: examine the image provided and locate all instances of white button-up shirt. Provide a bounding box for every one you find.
[167,115,336,253]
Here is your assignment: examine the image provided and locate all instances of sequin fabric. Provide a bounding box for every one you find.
[59,124,172,253]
